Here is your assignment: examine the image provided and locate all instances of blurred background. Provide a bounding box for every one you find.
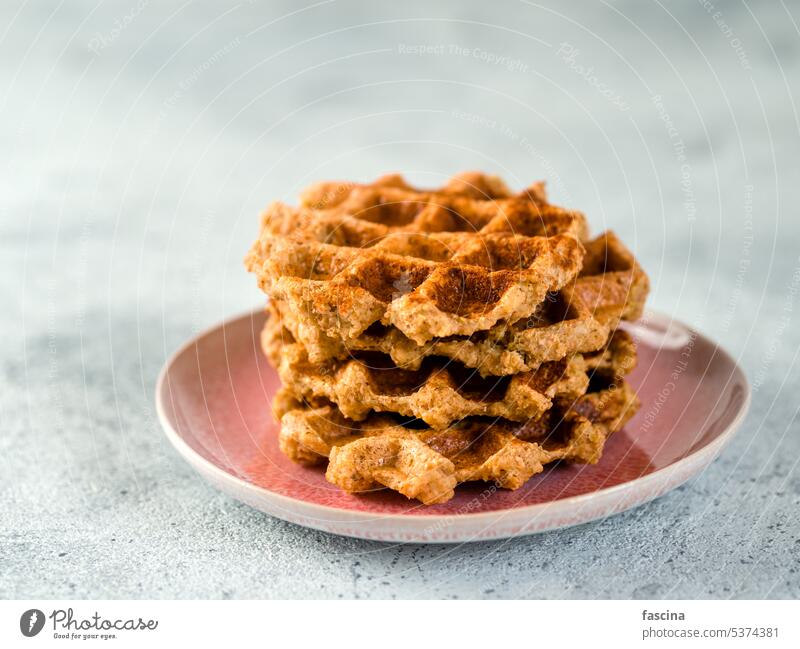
[2,0,798,598]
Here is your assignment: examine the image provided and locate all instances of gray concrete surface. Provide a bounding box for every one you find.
[1,0,799,599]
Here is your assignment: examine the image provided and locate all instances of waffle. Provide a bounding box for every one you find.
[278,377,639,505]
[271,328,637,420]
[263,230,646,376]
[263,316,589,430]
[247,172,648,504]
[298,171,545,208]
[295,171,580,237]
[248,232,584,346]
[273,330,639,505]
[267,293,605,376]
[245,172,590,346]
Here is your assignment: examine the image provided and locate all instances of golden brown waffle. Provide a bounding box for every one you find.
[295,171,579,237]
[248,172,648,505]
[245,172,591,346]
[248,231,584,346]
[298,171,545,208]
[262,230,646,376]
[277,375,640,505]
[263,317,590,429]
[272,330,639,505]
[270,328,637,418]
[267,294,607,376]
[258,196,587,268]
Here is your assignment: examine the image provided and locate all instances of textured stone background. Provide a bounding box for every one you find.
[1,0,798,599]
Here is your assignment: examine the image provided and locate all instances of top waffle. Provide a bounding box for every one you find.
[298,171,543,207]
[245,173,588,345]
[295,171,583,237]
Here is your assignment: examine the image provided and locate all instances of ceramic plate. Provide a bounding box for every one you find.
[156,309,750,543]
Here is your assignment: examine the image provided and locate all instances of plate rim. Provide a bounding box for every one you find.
[155,308,751,538]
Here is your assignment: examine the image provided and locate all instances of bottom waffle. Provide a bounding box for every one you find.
[273,331,640,505]
[276,378,639,505]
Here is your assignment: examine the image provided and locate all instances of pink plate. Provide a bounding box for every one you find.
[156,309,750,543]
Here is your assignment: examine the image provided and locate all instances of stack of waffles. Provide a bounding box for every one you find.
[245,172,649,504]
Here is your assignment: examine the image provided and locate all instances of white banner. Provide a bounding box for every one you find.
[0,600,797,648]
